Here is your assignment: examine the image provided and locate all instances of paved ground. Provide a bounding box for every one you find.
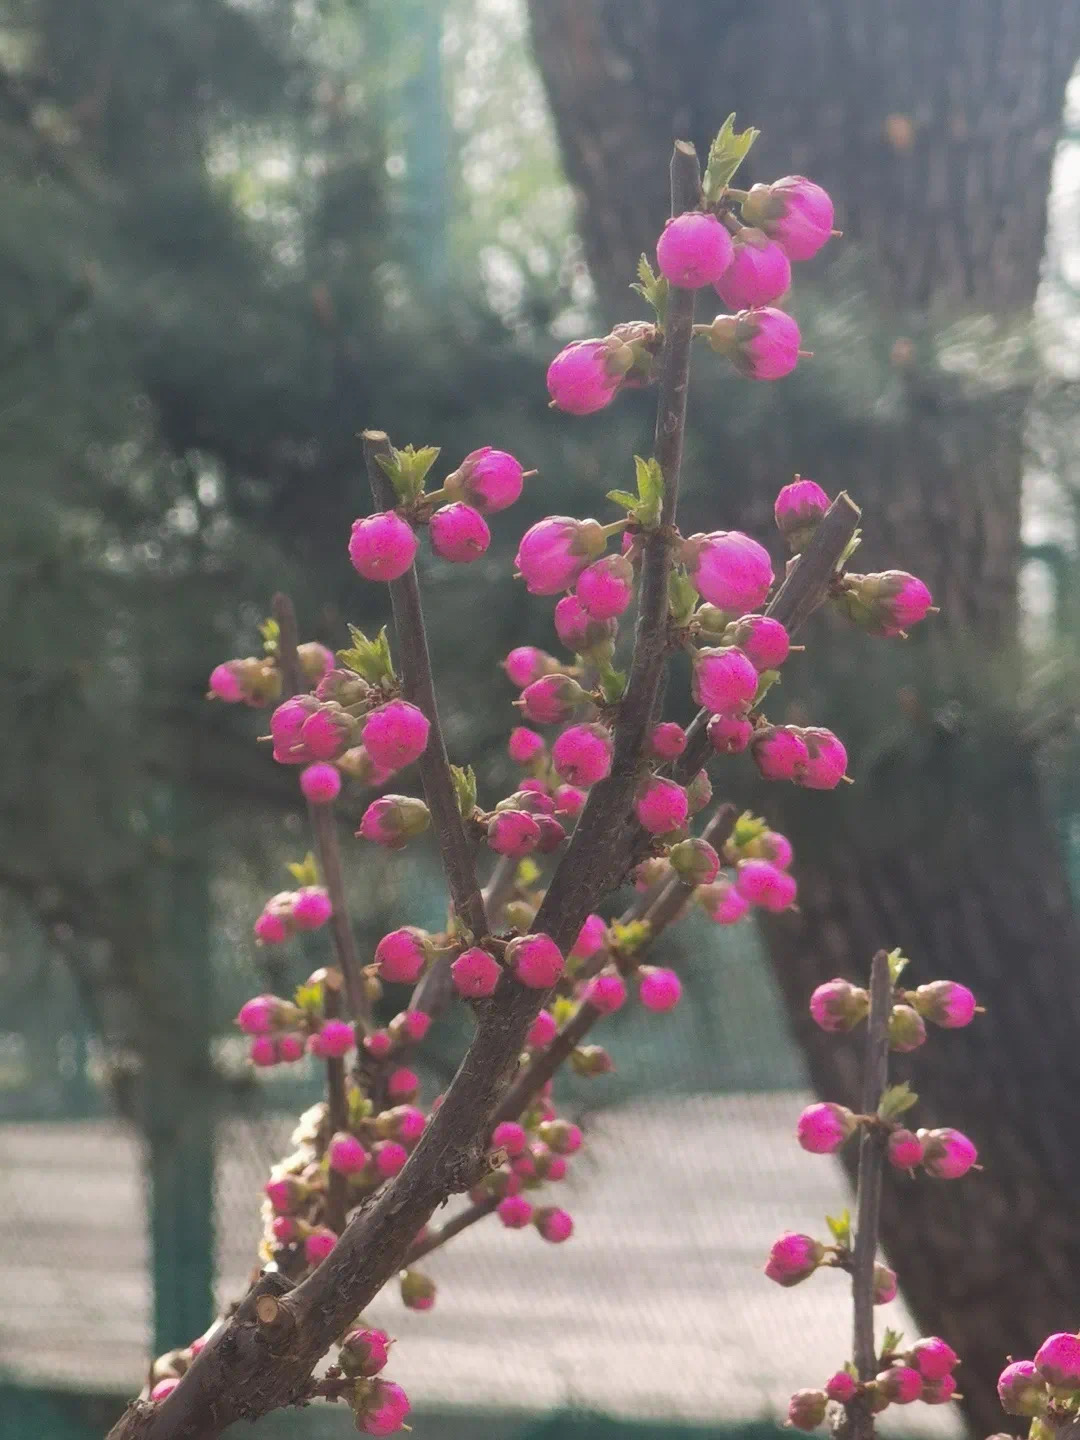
[1,1094,959,1435]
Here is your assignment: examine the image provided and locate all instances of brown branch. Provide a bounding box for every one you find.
[403,1196,497,1265]
[851,950,892,1439]
[361,432,488,940]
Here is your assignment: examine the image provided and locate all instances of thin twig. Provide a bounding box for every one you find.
[851,950,892,1440]
[403,1196,497,1265]
[362,431,488,940]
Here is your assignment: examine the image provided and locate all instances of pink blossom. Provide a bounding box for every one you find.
[635,776,689,835]
[349,511,418,581]
[553,593,616,655]
[751,725,810,781]
[534,814,567,853]
[920,1127,977,1179]
[365,1030,393,1060]
[520,673,586,724]
[914,980,977,1029]
[328,1132,369,1175]
[796,1102,857,1155]
[698,877,750,925]
[291,887,332,931]
[508,727,545,765]
[308,1019,355,1059]
[249,1035,277,1066]
[544,1154,568,1181]
[528,1009,558,1048]
[386,1067,419,1102]
[774,478,831,550]
[359,1379,412,1435]
[339,1327,391,1379]
[254,905,289,946]
[736,859,797,912]
[428,502,490,563]
[392,1105,426,1144]
[265,1175,306,1212]
[998,1360,1048,1417]
[395,1009,430,1043]
[570,913,607,960]
[546,339,624,415]
[362,700,430,771]
[873,1263,898,1305]
[714,227,791,308]
[446,447,524,514]
[271,1215,298,1242]
[515,516,607,594]
[304,1227,337,1264]
[534,1206,574,1243]
[584,972,627,1014]
[491,1120,527,1157]
[237,994,281,1036]
[838,570,934,636]
[909,1337,958,1382]
[209,662,244,703]
[373,1140,408,1178]
[638,966,682,1012]
[765,1232,824,1287]
[300,762,342,804]
[280,1033,304,1064]
[742,176,835,261]
[552,723,614,786]
[683,530,774,612]
[690,765,717,810]
[648,722,687,760]
[692,646,759,716]
[359,794,431,849]
[795,727,848,789]
[576,553,634,619]
[300,704,355,761]
[668,837,720,886]
[887,1004,926,1053]
[451,946,502,998]
[656,211,734,288]
[703,308,802,380]
[706,713,753,754]
[503,646,558,688]
[787,1390,827,1432]
[825,1372,857,1404]
[554,784,587,819]
[877,1366,922,1405]
[507,933,565,989]
[759,831,794,870]
[487,809,542,858]
[887,1129,925,1170]
[497,1194,534,1228]
[726,614,790,671]
[270,695,320,765]
[375,928,431,984]
[921,1375,958,1405]
[809,977,868,1033]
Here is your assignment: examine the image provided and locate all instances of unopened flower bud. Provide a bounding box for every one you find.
[912,981,977,1029]
[355,1378,412,1436]
[737,859,797,912]
[668,837,720,886]
[715,227,791,309]
[451,946,502,999]
[702,308,802,381]
[887,1128,925,1170]
[765,1232,824,1287]
[429,502,490,563]
[515,516,608,595]
[656,211,734,288]
[998,1361,1048,1417]
[724,614,791,671]
[576,553,635,620]
[444,447,524,515]
[400,1270,436,1311]
[635,776,689,835]
[520,673,587,725]
[374,927,433,985]
[304,1226,337,1265]
[349,511,418,581]
[328,1132,369,1176]
[552,723,614,786]
[359,794,431,850]
[339,1326,390,1379]
[692,646,759,717]
[876,1367,922,1405]
[362,700,430,771]
[487,809,542,858]
[638,966,682,1013]
[873,1264,898,1305]
[809,978,869,1033]
[751,725,810,782]
[497,1194,534,1228]
[919,1127,977,1180]
[506,933,565,989]
[774,478,830,553]
[546,339,625,415]
[835,571,933,638]
[300,762,342,804]
[685,769,712,815]
[740,176,835,261]
[553,594,617,657]
[291,886,333,931]
[796,1102,857,1155]
[583,971,627,1014]
[648,722,687,760]
[508,726,545,766]
[907,1337,958,1382]
[533,1205,574,1243]
[786,1389,827,1431]
[683,530,774,613]
[570,1044,614,1076]
[795,727,848,790]
[888,1004,926,1053]
[825,1371,857,1404]
[698,877,750,925]
[503,646,560,688]
[1034,1332,1080,1389]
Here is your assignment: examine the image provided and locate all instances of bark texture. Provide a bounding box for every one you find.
[528,3,1080,1431]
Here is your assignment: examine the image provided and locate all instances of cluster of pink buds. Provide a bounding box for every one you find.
[253,886,333,945]
[692,814,798,923]
[470,1110,578,1244]
[788,1337,961,1430]
[998,1332,1080,1422]
[236,968,364,1070]
[809,973,980,1053]
[208,638,332,709]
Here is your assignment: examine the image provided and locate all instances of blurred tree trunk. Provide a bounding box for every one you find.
[529,2,1080,1431]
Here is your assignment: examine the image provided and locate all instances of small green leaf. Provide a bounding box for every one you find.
[516,856,541,887]
[879,1329,905,1361]
[731,810,768,849]
[337,624,397,685]
[294,979,324,1015]
[375,442,441,505]
[702,113,761,202]
[878,1081,919,1122]
[259,617,280,655]
[551,995,576,1026]
[629,253,669,325]
[450,764,478,819]
[606,488,639,512]
[609,919,652,955]
[752,668,781,706]
[348,1088,373,1126]
[286,851,320,887]
[886,947,909,983]
[668,568,698,626]
[597,661,627,704]
[825,1209,851,1246]
[633,455,665,530]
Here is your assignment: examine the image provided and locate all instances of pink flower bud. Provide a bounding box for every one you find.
[515,516,607,595]
[375,928,432,984]
[920,1376,958,1405]
[535,814,567,853]
[704,308,802,380]
[887,1129,925,1170]
[836,571,934,637]
[873,1264,898,1305]
[490,1120,527,1158]
[497,1194,534,1228]
[359,794,432,849]
[688,768,712,821]
[570,913,607,960]
[877,1367,922,1405]
[759,831,794,870]
[725,615,790,671]
[359,1379,412,1435]
[277,1032,302,1062]
[209,662,245,703]
[300,762,342,804]
[528,1009,558,1048]
[706,713,754,754]
[337,746,395,787]
[796,727,848,789]
[271,1215,297,1242]
[692,646,759,716]
[751,725,810,781]
[292,887,332,931]
[339,1326,391,1379]
[1035,1333,1080,1390]
[506,933,564,989]
[546,339,624,415]
[487,809,542,857]
[503,646,559,688]
[656,211,734,288]
[638,966,682,1012]
[552,722,613,786]
[365,1030,393,1060]
[543,1153,568,1181]
[908,1338,958,1382]
[741,176,835,261]
[400,1269,436,1311]
[553,594,617,655]
[429,502,491,563]
[349,511,418,581]
[714,227,791,308]
[683,530,774,613]
[668,837,720,886]
[825,1372,857,1404]
[775,478,831,551]
[998,1361,1047,1417]
[270,695,321,765]
[265,1174,306,1212]
[237,994,282,1036]
[584,971,627,1014]
[328,1132,369,1175]
[374,1140,408,1178]
[396,1009,431,1043]
[575,553,635,619]
[913,981,977,1029]
[387,1067,419,1103]
[390,1105,426,1144]
[698,877,750,925]
[520,673,586,725]
[634,776,689,835]
[445,447,524,514]
[736,859,797,912]
[309,1019,355,1059]
[533,1205,574,1243]
[648,722,687,760]
[304,1226,337,1264]
[451,946,502,998]
[538,1118,582,1155]
[362,701,430,771]
[796,1102,857,1155]
[786,1389,827,1431]
[920,1127,977,1179]
[553,783,587,819]
[887,1004,926,1053]
[297,642,334,685]
[300,705,355,762]
[809,978,869,1033]
[509,726,545,765]
[151,1378,180,1402]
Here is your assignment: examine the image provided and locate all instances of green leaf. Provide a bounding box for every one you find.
[609,919,651,955]
[348,1088,373,1127]
[375,442,441,505]
[633,455,665,530]
[286,851,320,887]
[668,568,698,626]
[880,1329,905,1361]
[886,947,909,983]
[825,1209,851,1247]
[597,660,627,704]
[551,995,576,1026]
[629,253,669,325]
[451,764,478,819]
[702,113,760,202]
[731,810,768,849]
[606,488,639,512]
[337,624,396,685]
[752,668,781,706]
[294,979,324,1015]
[516,856,541,887]
[259,617,280,655]
[878,1081,919,1122]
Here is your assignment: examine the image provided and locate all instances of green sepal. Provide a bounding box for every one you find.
[629,254,669,326]
[702,114,760,203]
[451,764,478,819]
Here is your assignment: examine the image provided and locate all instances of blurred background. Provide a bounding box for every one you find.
[3,2,1080,1437]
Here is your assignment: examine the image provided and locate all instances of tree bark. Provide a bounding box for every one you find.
[528,3,1080,1432]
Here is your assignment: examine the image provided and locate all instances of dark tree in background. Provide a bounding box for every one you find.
[528,2,1080,1429]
